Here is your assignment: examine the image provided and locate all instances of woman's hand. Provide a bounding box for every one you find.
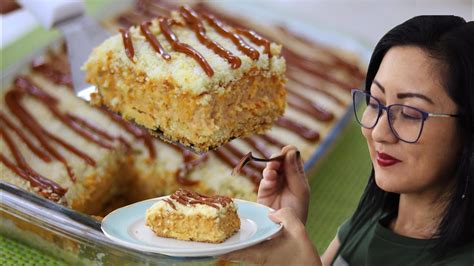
[221,208,322,265]
[258,145,310,224]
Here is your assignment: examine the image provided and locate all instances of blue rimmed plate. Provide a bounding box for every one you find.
[101,197,282,257]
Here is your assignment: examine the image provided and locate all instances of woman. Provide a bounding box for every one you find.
[225,16,473,265]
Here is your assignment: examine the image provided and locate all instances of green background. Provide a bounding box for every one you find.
[0,0,371,263]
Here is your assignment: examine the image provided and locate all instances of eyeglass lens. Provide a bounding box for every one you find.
[353,90,424,143]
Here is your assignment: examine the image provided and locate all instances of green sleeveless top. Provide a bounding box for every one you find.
[334,212,474,266]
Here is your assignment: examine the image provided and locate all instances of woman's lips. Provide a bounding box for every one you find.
[376,152,402,167]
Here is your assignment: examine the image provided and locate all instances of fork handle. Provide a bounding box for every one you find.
[19,0,85,29]
[252,154,286,162]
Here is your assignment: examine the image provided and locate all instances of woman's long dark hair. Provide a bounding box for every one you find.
[349,16,474,260]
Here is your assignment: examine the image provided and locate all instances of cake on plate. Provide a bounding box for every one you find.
[146,188,240,243]
[84,5,287,153]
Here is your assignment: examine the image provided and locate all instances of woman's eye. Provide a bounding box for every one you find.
[368,99,379,109]
[401,107,423,120]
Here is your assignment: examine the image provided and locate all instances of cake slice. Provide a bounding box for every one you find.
[83,5,286,152]
[145,188,240,243]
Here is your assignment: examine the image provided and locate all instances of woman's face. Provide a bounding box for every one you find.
[362,46,461,196]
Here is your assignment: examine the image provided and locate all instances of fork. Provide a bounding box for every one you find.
[232,152,285,176]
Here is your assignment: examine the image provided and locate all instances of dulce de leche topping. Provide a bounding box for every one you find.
[167,188,233,209]
[118,5,273,77]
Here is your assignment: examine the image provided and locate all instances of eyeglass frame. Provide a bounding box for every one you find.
[351,89,460,143]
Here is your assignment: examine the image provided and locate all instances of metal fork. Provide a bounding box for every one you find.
[232,152,285,176]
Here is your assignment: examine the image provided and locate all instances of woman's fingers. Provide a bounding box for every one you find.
[265,160,281,172]
[283,149,310,198]
[257,179,279,207]
[258,154,285,200]
[257,145,309,220]
[259,168,279,195]
[280,145,294,155]
[262,168,278,181]
[269,208,306,238]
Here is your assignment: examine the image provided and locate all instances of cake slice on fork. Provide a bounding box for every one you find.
[83,6,287,153]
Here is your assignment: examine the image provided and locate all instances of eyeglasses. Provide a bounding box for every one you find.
[351,89,460,143]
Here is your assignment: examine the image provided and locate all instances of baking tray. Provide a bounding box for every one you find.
[1,1,371,264]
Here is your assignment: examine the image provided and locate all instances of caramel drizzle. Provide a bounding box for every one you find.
[0,113,51,162]
[196,2,363,89]
[140,21,171,60]
[4,77,135,184]
[276,117,320,142]
[276,25,365,80]
[159,17,214,77]
[177,151,208,186]
[117,5,271,76]
[31,58,72,88]
[118,0,169,27]
[6,81,77,181]
[283,48,355,91]
[120,10,153,27]
[283,46,355,85]
[119,28,135,62]
[100,108,156,159]
[14,79,115,151]
[193,3,247,29]
[50,111,115,151]
[163,198,176,210]
[213,148,261,186]
[67,114,132,152]
[136,0,174,16]
[222,144,264,173]
[24,48,156,159]
[168,188,232,209]
[193,2,278,59]
[167,144,208,186]
[242,137,273,158]
[0,126,43,181]
[234,28,271,57]
[123,1,363,87]
[117,14,136,28]
[201,13,260,60]
[179,6,241,68]
[214,136,286,184]
[0,103,68,200]
[286,92,334,121]
[259,134,286,148]
[286,73,345,107]
[1,76,155,198]
[0,154,66,201]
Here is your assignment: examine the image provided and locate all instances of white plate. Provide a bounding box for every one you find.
[101,197,282,257]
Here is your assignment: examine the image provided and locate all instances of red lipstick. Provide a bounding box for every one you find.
[376,152,401,167]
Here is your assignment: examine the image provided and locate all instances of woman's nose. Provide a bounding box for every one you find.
[372,111,398,144]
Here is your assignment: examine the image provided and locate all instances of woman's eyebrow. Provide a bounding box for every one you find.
[373,79,434,104]
[397,92,434,104]
[373,79,385,93]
